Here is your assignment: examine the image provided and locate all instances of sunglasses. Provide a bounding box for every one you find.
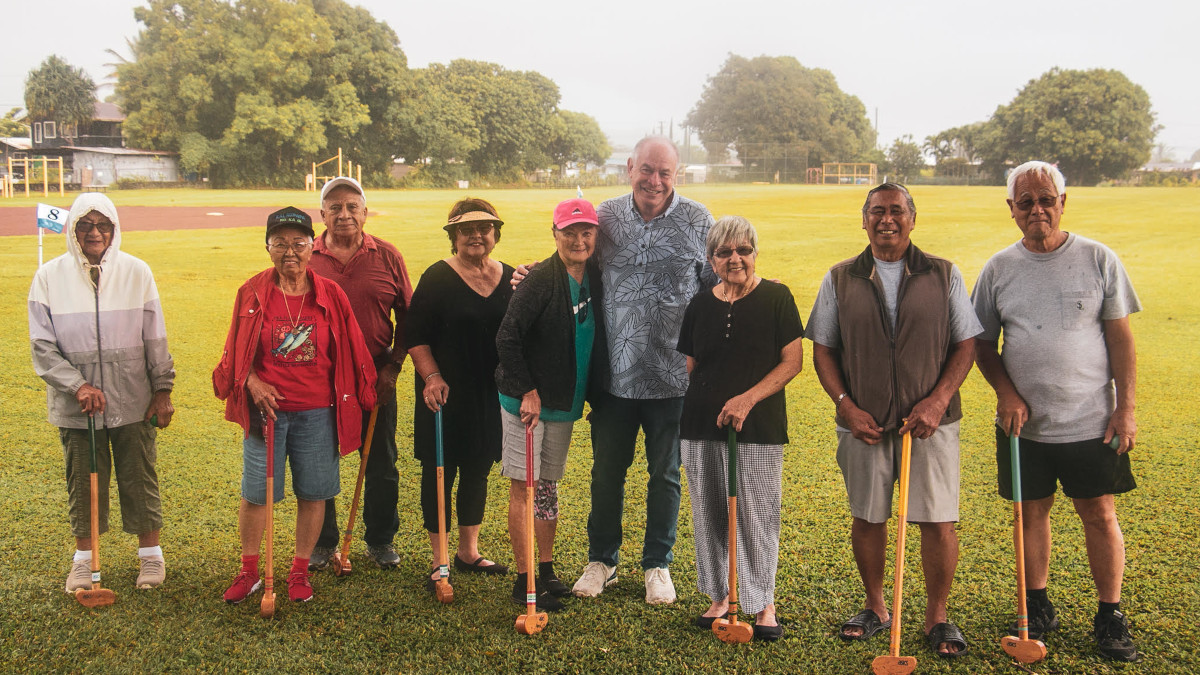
[456,223,495,237]
[76,221,115,235]
[1013,195,1061,211]
[713,246,755,259]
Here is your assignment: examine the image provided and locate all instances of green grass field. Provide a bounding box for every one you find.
[2,185,1197,673]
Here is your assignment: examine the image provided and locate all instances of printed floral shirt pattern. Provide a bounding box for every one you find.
[595,192,715,399]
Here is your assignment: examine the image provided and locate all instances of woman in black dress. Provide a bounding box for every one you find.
[406,198,514,590]
[677,215,804,640]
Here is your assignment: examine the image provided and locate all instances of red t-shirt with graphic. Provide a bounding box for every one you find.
[254,287,334,411]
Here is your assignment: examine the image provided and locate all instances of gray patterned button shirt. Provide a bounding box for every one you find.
[596,192,716,399]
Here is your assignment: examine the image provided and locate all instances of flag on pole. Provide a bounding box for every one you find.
[37,203,68,233]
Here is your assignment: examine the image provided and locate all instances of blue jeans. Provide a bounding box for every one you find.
[586,392,684,569]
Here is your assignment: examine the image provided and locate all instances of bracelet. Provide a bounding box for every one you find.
[835,392,847,409]
[424,371,441,381]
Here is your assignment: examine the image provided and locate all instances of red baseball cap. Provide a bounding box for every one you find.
[553,198,599,229]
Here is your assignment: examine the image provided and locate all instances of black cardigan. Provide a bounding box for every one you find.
[494,252,608,411]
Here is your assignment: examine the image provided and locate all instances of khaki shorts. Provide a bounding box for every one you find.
[62,421,162,539]
[836,421,960,524]
[500,408,574,482]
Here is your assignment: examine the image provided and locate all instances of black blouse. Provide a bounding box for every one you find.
[405,260,514,463]
[677,280,804,444]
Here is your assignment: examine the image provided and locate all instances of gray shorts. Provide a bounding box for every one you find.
[500,408,573,482]
[836,421,961,524]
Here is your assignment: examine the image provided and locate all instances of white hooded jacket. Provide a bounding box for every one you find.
[28,193,175,429]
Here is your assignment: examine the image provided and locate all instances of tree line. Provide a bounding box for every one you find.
[22,2,1160,187]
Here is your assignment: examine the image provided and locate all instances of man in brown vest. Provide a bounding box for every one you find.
[807,182,981,658]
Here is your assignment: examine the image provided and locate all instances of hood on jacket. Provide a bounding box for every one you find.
[65,192,123,285]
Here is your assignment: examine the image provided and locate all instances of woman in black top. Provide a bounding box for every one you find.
[406,198,514,590]
[677,215,804,640]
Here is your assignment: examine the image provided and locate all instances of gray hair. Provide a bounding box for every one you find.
[862,182,916,218]
[1007,161,1066,200]
[631,136,680,166]
[706,215,758,259]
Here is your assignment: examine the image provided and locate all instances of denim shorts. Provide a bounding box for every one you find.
[242,407,340,504]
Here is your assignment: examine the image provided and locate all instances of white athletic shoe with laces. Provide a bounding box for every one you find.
[572,562,617,597]
[137,555,166,589]
[644,567,676,605]
[65,560,91,593]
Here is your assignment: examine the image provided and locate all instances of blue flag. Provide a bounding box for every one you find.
[37,203,68,233]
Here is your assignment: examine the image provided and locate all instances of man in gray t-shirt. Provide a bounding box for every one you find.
[809,183,980,656]
[972,161,1141,663]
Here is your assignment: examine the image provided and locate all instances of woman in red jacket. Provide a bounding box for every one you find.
[213,207,376,606]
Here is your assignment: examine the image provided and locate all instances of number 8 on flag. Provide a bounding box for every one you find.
[37,203,68,233]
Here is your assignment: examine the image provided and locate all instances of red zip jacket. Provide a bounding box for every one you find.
[213,267,377,455]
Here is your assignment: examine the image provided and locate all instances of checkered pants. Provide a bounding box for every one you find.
[681,439,782,615]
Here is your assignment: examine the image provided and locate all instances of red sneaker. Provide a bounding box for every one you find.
[223,569,262,604]
[288,571,313,602]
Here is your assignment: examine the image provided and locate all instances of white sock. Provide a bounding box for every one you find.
[74,549,92,562]
[138,546,163,559]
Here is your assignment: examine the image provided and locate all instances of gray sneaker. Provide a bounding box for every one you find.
[309,546,337,571]
[366,544,400,569]
[136,555,166,589]
[65,559,91,593]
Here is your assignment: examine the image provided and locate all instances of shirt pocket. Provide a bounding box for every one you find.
[1060,290,1100,331]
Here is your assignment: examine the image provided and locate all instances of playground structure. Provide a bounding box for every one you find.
[811,162,878,185]
[305,148,362,191]
[4,157,65,198]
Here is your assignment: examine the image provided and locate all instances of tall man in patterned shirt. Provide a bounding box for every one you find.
[571,137,716,604]
[307,177,414,570]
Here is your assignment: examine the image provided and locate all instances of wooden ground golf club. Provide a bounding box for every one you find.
[432,409,453,604]
[333,405,380,577]
[514,423,547,635]
[75,415,116,609]
[260,414,277,619]
[1000,433,1048,664]
[872,429,917,675]
[713,425,753,644]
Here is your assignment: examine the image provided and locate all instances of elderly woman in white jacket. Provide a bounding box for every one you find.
[28,193,176,593]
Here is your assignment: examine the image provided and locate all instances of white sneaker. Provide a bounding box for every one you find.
[137,555,166,589]
[65,560,91,593]
[572,562,617,597]
[644,567,676,605]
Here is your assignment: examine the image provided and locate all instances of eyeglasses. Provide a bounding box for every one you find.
[267,241,313,254]
[1013,195,1061,211]
[573,285,591,324]
[456,223,495,237]
[713,246,755,259]
[76,221,115,235]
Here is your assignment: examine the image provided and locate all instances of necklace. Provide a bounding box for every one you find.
[719,277,758,339]
[279,283,306,331]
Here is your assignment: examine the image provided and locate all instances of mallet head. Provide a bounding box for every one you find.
[713,617,753,644]
[435,580,454,604]
[259,591,276,619]
[515,611,548,635]
[1001,635,1047,663]
[75,587,116,609]
[871,655,917,675]
[333,552,352,577]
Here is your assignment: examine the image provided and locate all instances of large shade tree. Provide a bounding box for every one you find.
[24,55,96,137]
[686,54,875,180]
[115,0,401,186]
[980,68,1157,185]
[396,60,564,181]
[545,110,611,176]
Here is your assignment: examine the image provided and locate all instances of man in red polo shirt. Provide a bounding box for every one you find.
[308,176,413,569]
